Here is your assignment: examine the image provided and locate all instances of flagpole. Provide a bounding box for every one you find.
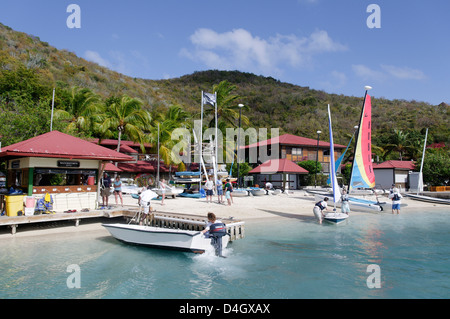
[50,88,55,132]
[418,128,428,195]
[214,91,218,195]
[200,91,204,190]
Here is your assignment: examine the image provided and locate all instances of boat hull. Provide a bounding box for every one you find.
[103,224,229,253]
[323,212,349,224]
[405,194,450,205]
[232,189,249,197]
[249,188,265,196]
[314,194,384,212]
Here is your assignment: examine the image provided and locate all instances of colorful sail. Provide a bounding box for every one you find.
[349,94,376,190]
[328,104,341,204]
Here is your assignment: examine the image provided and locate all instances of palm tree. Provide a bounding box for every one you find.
[203,80,250,128]
[98,95,152,154]
[54,87,104,135]
[386,129,414,160]
[149,105,191,174]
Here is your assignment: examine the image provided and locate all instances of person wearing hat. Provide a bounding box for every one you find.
[389,188,403,214]
[313,197,329,224]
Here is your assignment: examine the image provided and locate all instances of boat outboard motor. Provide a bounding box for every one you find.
[209,222,227,257]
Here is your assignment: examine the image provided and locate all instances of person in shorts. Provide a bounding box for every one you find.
[389,188,403,214]
[204,176,214,203]
[216,178,224,204]
[139,186,154,225]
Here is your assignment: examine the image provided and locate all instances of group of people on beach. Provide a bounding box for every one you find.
[313,185,403,224]
[204,176,234,206]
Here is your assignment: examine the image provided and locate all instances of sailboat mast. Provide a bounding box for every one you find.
[418,128,428,195]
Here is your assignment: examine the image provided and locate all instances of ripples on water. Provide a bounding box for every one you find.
[0,211,449,299]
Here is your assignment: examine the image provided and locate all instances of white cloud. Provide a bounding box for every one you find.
[320,70,347,91]
[352,64,385,81]
[380,64,426,80]
[181,28,347,76]
[84,50,111,68]
[353,64,426,81]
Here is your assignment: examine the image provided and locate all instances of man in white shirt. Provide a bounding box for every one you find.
[204,177,214,203]
[139,186,156,225]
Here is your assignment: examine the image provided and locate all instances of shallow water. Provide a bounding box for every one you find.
[0,210,449,299]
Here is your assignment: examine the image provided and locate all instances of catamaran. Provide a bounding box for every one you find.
[315,86,385,212]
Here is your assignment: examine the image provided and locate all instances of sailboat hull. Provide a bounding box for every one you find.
[323,212,349,224]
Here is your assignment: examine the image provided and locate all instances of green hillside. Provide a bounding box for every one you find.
[1,22,449,156]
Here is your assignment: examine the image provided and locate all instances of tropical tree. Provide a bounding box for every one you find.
[203,80,250,128]
[98,95,152,153]
[385,129,414,160]
[54,86,104,136]
[149,105,191,173]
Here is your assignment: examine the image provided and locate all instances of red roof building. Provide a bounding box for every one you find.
[249,158,309,174]
[373,160,416,189]
[243,133,346,176]
[0,131,132,162]
[248,158,309,190]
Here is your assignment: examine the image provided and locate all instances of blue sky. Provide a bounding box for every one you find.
[0,0,449,105]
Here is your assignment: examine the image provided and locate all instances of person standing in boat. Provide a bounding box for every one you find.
[313,197,328,224]
[389,188,403,214]
[341,189,350,215]
[139,186,154,225]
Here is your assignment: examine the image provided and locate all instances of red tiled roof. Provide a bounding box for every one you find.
[0,131,133,161]
[244,133,346,149]
[373,160,416,170]
[103,162,123,172]
[118,161,156,173]
[89,138,152,149]
[249,158,309,174]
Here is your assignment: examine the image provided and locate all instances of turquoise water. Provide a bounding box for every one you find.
[0,210,449,299]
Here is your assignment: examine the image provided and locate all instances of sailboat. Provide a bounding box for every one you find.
[314,87,384,212]
[347,86,385,211]
[323,104,349,224]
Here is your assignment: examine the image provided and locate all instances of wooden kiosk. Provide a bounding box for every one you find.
[0,131,133,213]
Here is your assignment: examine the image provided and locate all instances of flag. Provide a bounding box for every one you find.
[202,92,216,106]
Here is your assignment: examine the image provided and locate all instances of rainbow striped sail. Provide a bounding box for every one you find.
[349,93,376,190]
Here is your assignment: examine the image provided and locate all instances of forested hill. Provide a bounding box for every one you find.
[0,22,449,151]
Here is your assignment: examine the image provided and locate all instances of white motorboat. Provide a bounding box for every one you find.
[103,223,230,254]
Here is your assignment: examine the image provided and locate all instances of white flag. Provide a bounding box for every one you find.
[202,92,216,106]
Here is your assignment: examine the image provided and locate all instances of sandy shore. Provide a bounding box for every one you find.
[0,190,447,240]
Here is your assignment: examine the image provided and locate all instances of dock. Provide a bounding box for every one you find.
[0,207,245,241]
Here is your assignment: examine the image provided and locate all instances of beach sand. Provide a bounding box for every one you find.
[0,190,445,240]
